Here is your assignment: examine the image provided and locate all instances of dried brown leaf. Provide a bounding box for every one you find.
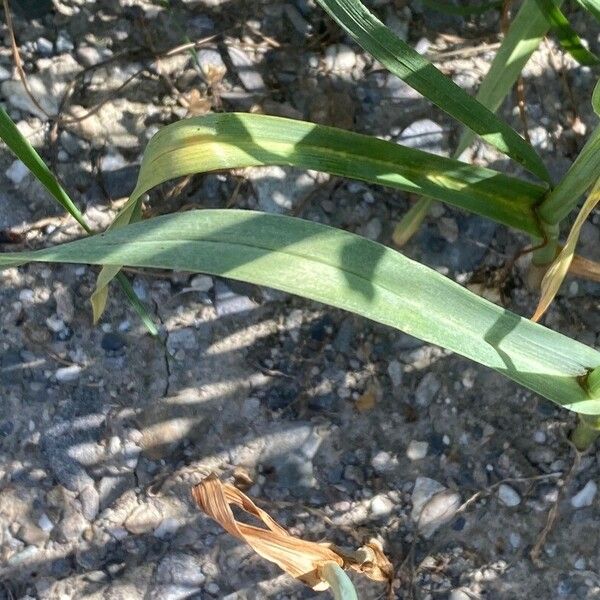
[192,473,342,590]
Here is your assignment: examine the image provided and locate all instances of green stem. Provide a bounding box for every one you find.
[319,562,358,600]
[571,414,600,451]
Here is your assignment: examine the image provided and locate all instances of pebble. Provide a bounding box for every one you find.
[101,332,126,353]
[190,274,213,292]
[206,582,220,595]
[570,480,597,508]
[498,484,521,507]
[371,450,394,474]
[56,31,74,53]
[509,532,521,548]
[154,517,180,539]
[153,553,206,599]
[6,160,29,186]
[324,44,357,73]
[399,119,445,155]
[449,590,471,600]
[533,430,547,444]
[387,360,403,387]
[415,373,441,406]
[363,217,382,240]
[369,494,394,518]
[38,513,54,532]
[36,37,54,56]
[406,440,428,461]
[197,48,227,80]
[227,46,265,91]
[55,365,82,383]
[46,315,66,333]
[418,489,461,538]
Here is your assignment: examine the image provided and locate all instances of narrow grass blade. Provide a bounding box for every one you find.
[0,107,157,334]
[535,0,600,65]
[314,0,550,182]
[394,0,559,245]
[574,0,600,21]
[2,209,600,414]
[0,107,89,232]
[532,178,600,322]
[539,81,600,224]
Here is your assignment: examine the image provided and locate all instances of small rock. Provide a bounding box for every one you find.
[36,37,54,56]
[46,314,66,333]
[533,430,547,444]
[227,46,265,91]
[79,485,100,521]
[411,477,445,520]
[56,31,74,53]
[498,484,521,507]
[493,521,515,546]
[55,365,82,383]
[371,450,394,474]
[214,281,257,317]
[574,557,586,570]
[151,553,206,600]
[197,49,227,80]
[189,274,213,292]
[417,489,461,538]
[206,582,220,595]
[6,160,29,186]
[166,328,198,355]
[363,217,382,241]
[449,590,471,600]
[154,517,180,539]
[406,440,428,461]
[570,480,597,508]
[76,44,111,67]
[125,504,162,535]
[16,522,48,546]
[387,360,403,387]
[56,512,89,542]
[324,44,356,73]
[38,514,54,532]
[53,284,75,323]
[369,494,394,518]
[399,119,445,155]
[415,372,441,406]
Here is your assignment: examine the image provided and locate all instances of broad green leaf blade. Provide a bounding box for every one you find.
[123,113,546,234]
[533,178,600,321]
[93,113,547,318]
[394,0,562,246]
[0,107,89,232]
[314,0,551,182]
[0,106,157,334]
[2,210,600,414]
[535,0,600,65]
[575,0,600,20]
[539,123,600,224]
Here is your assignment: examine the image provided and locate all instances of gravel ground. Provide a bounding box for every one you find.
[1,1,600,599]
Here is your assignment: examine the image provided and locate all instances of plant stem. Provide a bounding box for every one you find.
[571,414,600,451]
[319,562,358,600]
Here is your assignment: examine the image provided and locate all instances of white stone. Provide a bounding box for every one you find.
[6,160,29,185]
[406,440,428,461]
[38,514,54,532]
[369,494,394,518]
[498,484,521,507]
[324,44,356,72]
[190,275,213,292]
[570,480,597,508]
[55,365,82,383]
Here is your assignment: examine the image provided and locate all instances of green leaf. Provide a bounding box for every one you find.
[394,0,562,245]
[314,0,551,182]
[92,113,546,319]
[535,0,600,65]
[538,124,600,224]
[0,107,158,335]
[574,0,600,21]
[2,209,600,414]
[121,113,546,234]
[0,107,89,232]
